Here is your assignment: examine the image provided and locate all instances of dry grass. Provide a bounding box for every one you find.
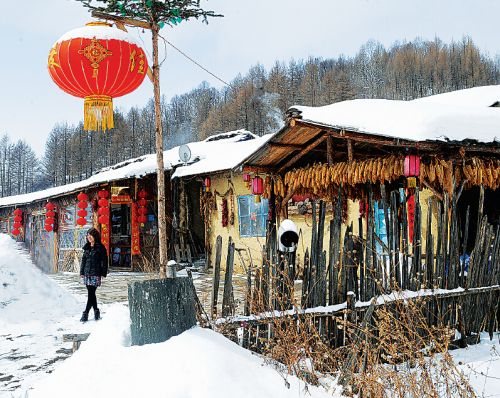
[218,276,477,398]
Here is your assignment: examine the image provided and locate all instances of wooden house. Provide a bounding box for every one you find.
[237,86,500,305]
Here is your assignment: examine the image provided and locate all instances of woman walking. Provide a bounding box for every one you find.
[80,228,108,322]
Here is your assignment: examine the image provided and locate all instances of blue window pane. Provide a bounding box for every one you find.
[237,195,269,237]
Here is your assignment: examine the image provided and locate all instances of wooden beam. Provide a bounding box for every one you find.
[278,135,327,173]
[268,142,304,150]
[347,139,353,163]
[91,10,153,29]
[422,180,443,201]
[242,165,276,174]
[327,135,334,165]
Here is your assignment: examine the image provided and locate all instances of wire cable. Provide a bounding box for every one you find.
[158,33,232,87]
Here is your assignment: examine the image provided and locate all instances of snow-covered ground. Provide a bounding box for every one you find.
[1,232,500,398]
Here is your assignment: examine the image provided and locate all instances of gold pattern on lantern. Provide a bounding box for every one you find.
[48,47,60,69]
[78,37,113,78]
[138,53,145,74]
[129,50,136,72]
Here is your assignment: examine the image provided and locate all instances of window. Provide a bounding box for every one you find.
[237,195,269,237]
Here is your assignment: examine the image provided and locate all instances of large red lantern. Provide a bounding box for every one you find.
[48,22,148,131]
[404,155,420,177]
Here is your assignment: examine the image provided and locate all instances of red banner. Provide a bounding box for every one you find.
[407,193,415,243]
[101,222,110,255]
[111,195,131,204]
[131,202,141,255]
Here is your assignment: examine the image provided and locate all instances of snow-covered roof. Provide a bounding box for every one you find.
[413,85,500,108]
[290,85,500,144]
[0,130,272,209]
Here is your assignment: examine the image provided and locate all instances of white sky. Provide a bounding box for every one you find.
[1,0,499,156]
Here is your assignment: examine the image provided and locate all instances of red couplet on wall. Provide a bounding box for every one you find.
[407,194,416,242]
[131,202,141,255]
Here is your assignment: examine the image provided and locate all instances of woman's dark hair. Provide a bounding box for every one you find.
[87,227,102,244]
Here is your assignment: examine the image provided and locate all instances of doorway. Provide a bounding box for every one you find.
[110,204,131,268]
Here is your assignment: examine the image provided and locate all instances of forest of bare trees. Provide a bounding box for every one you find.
[1,37,499,197]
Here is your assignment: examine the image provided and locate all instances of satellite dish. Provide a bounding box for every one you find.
[178,144,192,164]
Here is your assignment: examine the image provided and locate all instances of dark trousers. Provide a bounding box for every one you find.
[84,285,98,313]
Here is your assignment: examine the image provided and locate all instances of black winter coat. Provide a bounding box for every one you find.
[80,242,108,277]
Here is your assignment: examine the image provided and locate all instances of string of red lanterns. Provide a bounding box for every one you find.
[77,192,89,227]
[45,202,56,232]
[137,189,148,226]
[97,190,110,225]
[12,208,23,236]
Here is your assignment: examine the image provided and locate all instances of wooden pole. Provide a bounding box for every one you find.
[152,26,169,278]
[90,11,169,278]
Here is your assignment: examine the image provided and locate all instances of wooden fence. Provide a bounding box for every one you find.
[209,183,500,351]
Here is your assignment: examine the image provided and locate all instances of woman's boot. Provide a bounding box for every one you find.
[94,308,101,321]
[80,311,89,322]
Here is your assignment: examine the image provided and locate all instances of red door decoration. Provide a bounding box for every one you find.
[407,194,416,242]
[97,190,110,253]
[12,208,23,236]
[48,22,149,131]
[137,189,148,226]
[77,192,89,227]
[131,202,141,255]
[45,202,56,232]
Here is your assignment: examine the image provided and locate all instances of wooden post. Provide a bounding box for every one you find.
[327,135,334,165]
[211,235,222,318]
[151,26,169,278]
[222,237,235,317]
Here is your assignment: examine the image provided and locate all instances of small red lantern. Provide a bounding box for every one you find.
[138,190,147,199]
[77,192,89,201]
[404,155,420,177]
[45,224,54,232]
[46,210,56,218]
[98,189,110,199]
[12,229,20,236]
[45,202,56,211]
[204,177,211,192]
[98,198,109,207]
[252,176,264,203]
[243,173,251,182]
[97,207,110,216]
[77,210,88,218]
[138,215,148,224]
[138,198,147,207]
[77,201,88,209]
[77,217,87,226]
[13,208,22,216]
[45,217,55,225]
[138,207,148,216]
[14,215,22,223]
[13,222,22,229]
[48,22,148,131]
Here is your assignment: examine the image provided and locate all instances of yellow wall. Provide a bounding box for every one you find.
[208,175,439,275]
[208,173,267,274]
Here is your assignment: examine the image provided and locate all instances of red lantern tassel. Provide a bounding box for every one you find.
[84,95,114,131]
